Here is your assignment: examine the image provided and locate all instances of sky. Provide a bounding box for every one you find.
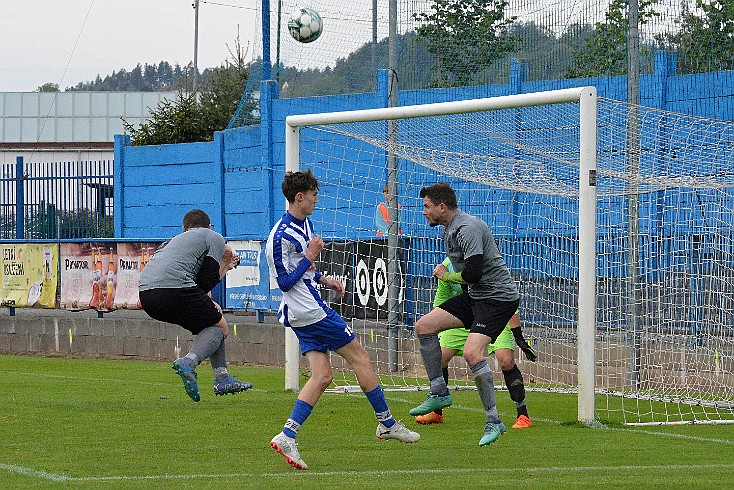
[0,0,259,92]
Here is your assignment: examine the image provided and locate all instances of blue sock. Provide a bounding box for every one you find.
[283,399,313,439]
[365,385,395,428]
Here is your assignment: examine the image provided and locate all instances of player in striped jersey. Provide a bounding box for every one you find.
[266,169,419,471]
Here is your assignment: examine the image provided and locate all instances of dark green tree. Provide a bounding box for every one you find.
[37,82,60,92]
[122,90,208,145]
[565,0,659,78]
[656,0,734,74]
[122,34,254,145]
[413,0,517,87]
[201,33,257,129]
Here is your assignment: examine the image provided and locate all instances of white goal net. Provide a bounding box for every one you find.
[283,88,734,425]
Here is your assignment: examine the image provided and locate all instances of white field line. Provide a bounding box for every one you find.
[3,463,734,482]
[382,394,734,446]
[4,370,266,392]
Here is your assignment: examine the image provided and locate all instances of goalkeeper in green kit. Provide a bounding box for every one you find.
[415,257,537,428]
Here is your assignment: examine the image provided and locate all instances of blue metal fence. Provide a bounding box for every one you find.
[0,157,113,240]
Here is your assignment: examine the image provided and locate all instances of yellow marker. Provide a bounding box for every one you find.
[233,323,237,336]
[370,329,374,342]
[69,328,72,343]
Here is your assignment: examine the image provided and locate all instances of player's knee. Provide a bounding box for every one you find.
[216,321,229,338]
[462,348,483,366]
[414,318,430,335]
[351,347,373,371]
[503,365,525,403]
[312,371,333,389]
[496,353,515,371]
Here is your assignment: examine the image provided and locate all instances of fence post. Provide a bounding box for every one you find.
[260,79,278,231]
[653,50,676,110]
[113,134,130,238]
[15,156,24,240]
[509,58,528,95]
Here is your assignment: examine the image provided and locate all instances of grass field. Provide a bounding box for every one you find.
[2,354,733,489]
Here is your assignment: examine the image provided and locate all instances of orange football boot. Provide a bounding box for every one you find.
[512,414,532,428]
[415,411,445,424]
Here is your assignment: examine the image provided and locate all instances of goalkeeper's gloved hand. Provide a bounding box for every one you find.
[512,327,538,362]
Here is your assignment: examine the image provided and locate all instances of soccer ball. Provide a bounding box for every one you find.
[288,7,323,44]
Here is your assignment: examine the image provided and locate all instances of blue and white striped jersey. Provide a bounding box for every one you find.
[265,212,331,328]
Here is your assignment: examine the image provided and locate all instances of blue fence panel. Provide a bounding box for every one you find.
[0,157,113,240]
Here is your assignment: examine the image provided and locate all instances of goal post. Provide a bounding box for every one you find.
[283,87,598,423]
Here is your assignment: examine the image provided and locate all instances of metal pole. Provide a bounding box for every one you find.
[276,0,282,81]
[372,0,378,88]
[262,0,272,81]
[193,0,200,92]
[577,87,598,423]
[627,0,642,391]
[284,123,301,392]
[15,156,24,240]
[387,0,399,372]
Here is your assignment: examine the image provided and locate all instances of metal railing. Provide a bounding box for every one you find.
[1,157,113,240]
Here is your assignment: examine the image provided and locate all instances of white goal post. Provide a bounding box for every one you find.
[283,87,599,423]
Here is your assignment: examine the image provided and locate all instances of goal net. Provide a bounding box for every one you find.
[283,88,734,426]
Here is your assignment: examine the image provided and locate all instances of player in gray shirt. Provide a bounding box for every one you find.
[408,183,523,447]
[139,209,252,401]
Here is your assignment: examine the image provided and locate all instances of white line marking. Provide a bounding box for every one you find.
[3,463,734,482]
[6,370,265,392]
[0,463,70,481]
[382,394,734,445]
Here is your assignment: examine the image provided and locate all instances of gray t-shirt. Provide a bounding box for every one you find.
[444,210,519,302]
[138,227,226,291]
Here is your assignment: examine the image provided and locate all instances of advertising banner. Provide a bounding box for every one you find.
[351,240,405,320]
[60,243,113,311]
[113,242,158,309]
[260,239,405,320]
[0,243,59,308]
[314,241,353,317]
[59,242,158,311]
[225,240,271,310]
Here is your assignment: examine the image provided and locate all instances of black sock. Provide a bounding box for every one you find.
[517,404,529,418]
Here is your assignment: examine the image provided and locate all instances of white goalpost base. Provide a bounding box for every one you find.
[281,87,734,426]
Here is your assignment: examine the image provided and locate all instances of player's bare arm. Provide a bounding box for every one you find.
[219,245,240,279]
[320,275,345,298]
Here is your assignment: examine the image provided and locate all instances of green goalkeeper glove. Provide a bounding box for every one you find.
[512,327,537,362]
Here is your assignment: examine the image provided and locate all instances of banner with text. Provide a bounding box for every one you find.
[1,243,59,308]
[225,240,271,310]
[59,242,158,311]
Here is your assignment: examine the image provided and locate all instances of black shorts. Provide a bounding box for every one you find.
[139,287,222,335]
[438,294,519,343]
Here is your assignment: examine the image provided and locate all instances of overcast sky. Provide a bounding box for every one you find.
[0,0,259,92]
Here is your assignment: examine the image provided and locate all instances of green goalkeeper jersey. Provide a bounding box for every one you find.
[433,257,464,308]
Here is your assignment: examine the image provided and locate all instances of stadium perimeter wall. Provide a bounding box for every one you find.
[0,308,287,367]
[0,309,433,378]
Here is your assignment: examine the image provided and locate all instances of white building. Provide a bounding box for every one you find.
[0,91,177,164]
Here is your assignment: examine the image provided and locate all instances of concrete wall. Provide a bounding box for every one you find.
[0,308,286,367]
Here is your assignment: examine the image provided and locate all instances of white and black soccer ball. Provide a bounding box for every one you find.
[287,7,323,44]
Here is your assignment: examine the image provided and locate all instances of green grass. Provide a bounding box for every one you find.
[1,354,733,489]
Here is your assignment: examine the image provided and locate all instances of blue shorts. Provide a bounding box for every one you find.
[292,309,356,355]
